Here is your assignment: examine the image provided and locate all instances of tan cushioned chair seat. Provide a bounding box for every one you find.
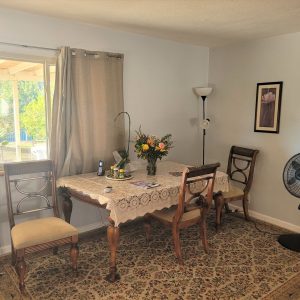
[222,185,244,200]
[11,217,78,250]
[151,206,202,223]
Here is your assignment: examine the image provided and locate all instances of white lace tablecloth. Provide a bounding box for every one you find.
[57,161,229,226]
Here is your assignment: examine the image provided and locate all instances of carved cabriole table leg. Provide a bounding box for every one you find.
[105,217,120,282]
[62,194,73,224]
[214,191,225,232]
[56,190,73,255]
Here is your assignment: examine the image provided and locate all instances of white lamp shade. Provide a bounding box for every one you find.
[193,87,213,97]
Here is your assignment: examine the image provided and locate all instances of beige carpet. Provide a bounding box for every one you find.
[0,213,299,300]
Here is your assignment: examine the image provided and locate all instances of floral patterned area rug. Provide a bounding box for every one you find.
[1,213,300,300]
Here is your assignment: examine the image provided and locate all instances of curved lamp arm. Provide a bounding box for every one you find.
[114,111,131,157]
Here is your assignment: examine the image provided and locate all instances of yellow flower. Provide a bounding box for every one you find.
[142,144,149,151]
[155,146,160,151]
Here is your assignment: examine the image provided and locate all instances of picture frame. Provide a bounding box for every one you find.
[254,81,283,133]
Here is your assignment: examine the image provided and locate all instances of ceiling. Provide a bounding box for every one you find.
[1,0,300,47]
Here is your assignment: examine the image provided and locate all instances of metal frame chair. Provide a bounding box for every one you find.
[4,159,79,293]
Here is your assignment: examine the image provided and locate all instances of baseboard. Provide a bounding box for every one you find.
[0,222,106,257]
[229,204,300,233]
[77,221,107,234]
[0,245,11,256]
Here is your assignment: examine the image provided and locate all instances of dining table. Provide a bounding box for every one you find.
[57,161,229,282]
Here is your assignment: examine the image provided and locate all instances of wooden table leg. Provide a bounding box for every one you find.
[105,218,120,282]
[62,194,73,223]
[214,191,225,232]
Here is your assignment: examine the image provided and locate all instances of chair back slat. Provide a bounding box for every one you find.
[4,160,59,229]
[174,162,220,223]
[227,146,259,192]
[4,160,53,176]
[231,146,257,158]
[186,163,220,179]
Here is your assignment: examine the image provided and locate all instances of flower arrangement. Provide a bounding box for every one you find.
[134,127,173,175]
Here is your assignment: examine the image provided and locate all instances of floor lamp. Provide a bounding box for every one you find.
[193,87,213,165]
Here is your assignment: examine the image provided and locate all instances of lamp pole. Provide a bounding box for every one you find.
[201,95,207,165]
[192,87,213,166]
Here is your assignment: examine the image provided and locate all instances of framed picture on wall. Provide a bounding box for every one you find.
[254,81,283,133]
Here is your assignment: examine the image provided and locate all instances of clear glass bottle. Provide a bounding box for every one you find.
[110,166,114,177]
[113,167,119,179]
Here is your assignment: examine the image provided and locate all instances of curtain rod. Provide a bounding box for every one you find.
[0,41,123,58]
[0,41,57,51]
[72,49,123,59]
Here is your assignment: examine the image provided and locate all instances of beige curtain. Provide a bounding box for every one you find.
[50,47,125,177]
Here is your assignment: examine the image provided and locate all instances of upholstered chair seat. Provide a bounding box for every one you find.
[11,217,78,250]
[151,206,203,224]
[222,184,244,201]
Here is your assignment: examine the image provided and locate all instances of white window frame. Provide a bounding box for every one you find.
[0,51,56,163]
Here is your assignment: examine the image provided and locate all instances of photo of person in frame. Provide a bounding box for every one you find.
[259,88,276,127]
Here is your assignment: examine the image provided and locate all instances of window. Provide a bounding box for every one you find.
[0,56,55,163]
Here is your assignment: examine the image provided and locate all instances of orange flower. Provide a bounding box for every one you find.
[147,137,155,147]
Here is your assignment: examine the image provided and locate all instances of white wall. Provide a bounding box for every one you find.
[208,33,300,230]
[0,8,209,253]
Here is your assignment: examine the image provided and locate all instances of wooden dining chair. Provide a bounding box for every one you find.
[4,160,79,293]
[144,163,220,264]
[214,146,259,229]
